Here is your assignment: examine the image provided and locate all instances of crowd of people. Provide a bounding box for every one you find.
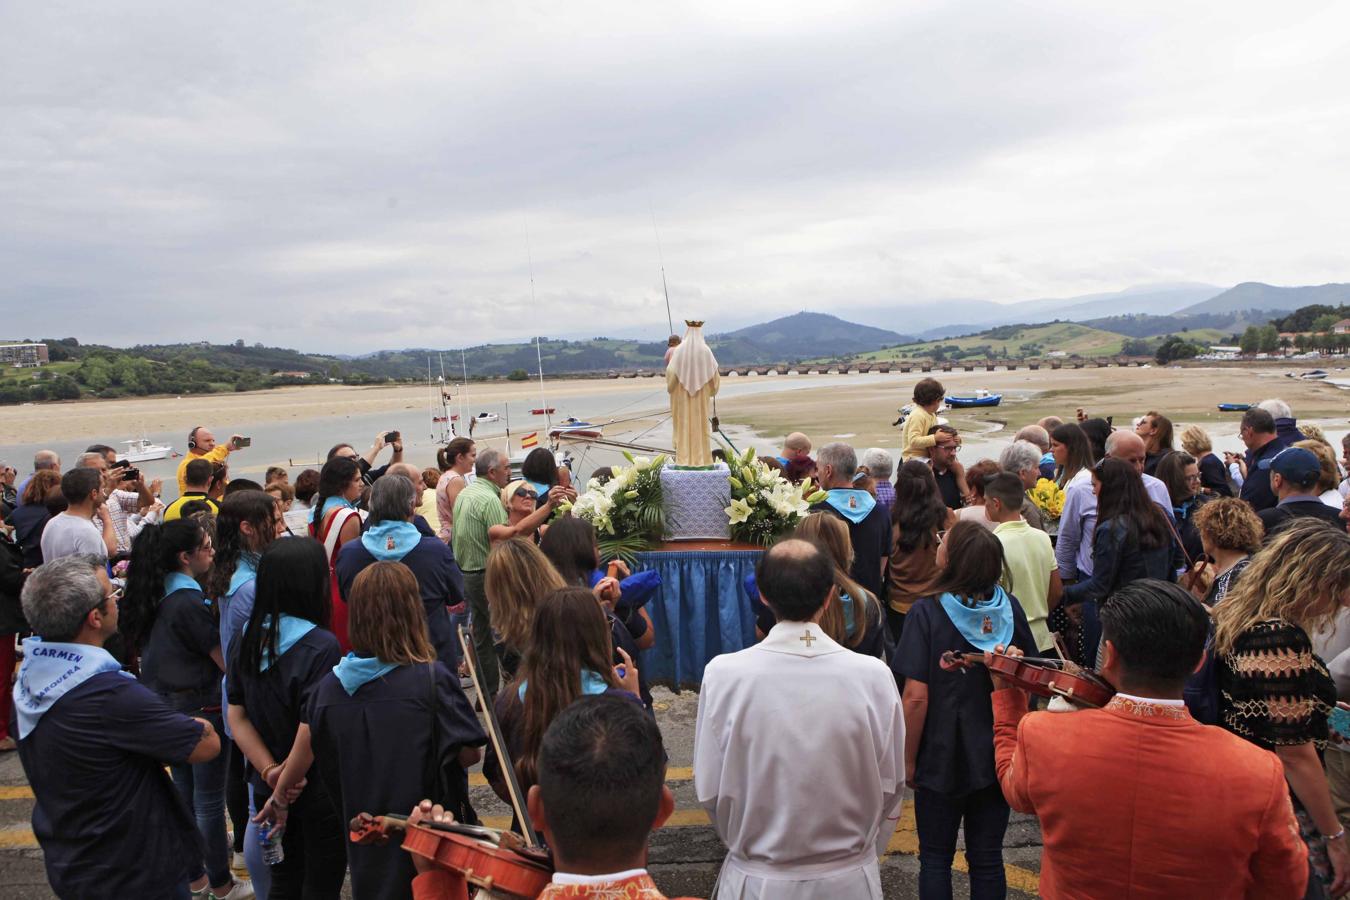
[2,385,1350,899]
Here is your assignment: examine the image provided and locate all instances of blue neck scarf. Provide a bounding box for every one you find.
[333,653,401,696]
[313,495,357,524]
[361,520,422,562]
[227,553,260,598]
[13,638,133,738]
[518,669,610,701]
[163,572,203,599]
[260,615,318,671]
[938,586,1014,653]
[526,480,551,502]
[824,489,876,524]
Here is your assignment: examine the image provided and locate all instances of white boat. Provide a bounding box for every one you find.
[118,438,174,463]
[473,411,501,423]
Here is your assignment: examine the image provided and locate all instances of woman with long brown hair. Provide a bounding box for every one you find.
[896,520,1036,900]
[1213,521,1350,897]
[260,561,485,900]
[1050,422,1095,489]
[485,587,641,802]
[792,512,887,658]
[485,538,566,681]
[888,460,957,642]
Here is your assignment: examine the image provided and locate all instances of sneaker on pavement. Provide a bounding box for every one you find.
[212,880,255,900]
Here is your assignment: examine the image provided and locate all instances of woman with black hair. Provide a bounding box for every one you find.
[227,538,345,899]
[1076,418,1113,466]
[260,561,485,900]
[310,456,364,652]
[1062,458,1176,663]
[520,447,570,506]
[540,516,653,709]
[896,520,1036,899]
[888,460,956,642]
[123,517,248,900]
[208,489,285,896]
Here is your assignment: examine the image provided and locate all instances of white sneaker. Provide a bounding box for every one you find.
[231,852,249,878]
[211,880,256,900]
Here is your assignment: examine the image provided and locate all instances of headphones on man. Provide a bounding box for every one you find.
[188,426,202,450]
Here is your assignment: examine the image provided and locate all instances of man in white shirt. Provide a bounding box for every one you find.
[694,539,905,899]
[40,469,114,564]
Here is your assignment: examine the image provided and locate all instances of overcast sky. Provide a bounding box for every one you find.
[3,2,1349,353]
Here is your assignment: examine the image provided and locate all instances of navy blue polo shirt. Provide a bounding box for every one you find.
[19,673,205,898]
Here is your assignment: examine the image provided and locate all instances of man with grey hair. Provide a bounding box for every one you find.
[336,474,467,666]
[859,448,895,514]
[14,449,60,509]
[999,440,1048,531]
[810,442,892,601]
[452,447,568,694]
[1015,424,1056,480]
[1256,397,1305,449]
[14,556,220,899]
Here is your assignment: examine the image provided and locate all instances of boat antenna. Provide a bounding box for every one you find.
[650,202,675,337]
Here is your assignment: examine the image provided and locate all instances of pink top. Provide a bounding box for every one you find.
[435,470,469,543]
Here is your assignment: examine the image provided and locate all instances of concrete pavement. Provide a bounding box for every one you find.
[0,686,1044,898]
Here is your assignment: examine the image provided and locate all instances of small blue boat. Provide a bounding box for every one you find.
[946,393,1002,409]
[1217,403,1251,412]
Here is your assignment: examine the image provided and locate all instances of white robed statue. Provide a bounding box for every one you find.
[666,321,721,467]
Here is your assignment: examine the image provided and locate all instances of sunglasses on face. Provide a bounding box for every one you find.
[514,488,536,499]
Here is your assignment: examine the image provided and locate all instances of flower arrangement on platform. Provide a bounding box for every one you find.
[570,452,667,562]
[723,447,827,546]
[1029,477,1065,520]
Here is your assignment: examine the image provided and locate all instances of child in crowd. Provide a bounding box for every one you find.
[902,378,948,461]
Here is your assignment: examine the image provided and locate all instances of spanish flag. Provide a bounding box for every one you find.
[521,432,538,449]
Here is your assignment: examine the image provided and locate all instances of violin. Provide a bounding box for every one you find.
[350,813,552,900]
[941,650,1116,709]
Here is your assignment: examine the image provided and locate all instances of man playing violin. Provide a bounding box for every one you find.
[986,579,1308,899]
[408,695,688,900]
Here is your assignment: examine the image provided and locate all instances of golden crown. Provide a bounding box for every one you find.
[685,319,705,327]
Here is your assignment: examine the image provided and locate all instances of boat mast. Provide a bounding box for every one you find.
[651,204,675,336]
[526,227,552,431]
[460,348,469,427]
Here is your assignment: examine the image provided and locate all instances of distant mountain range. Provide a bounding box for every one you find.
[1176,282,1350,315]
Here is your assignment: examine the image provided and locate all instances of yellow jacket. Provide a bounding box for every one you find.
[901,406,940,460]
[176,445,230,494]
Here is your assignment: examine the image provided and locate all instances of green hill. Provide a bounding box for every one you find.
[854,322,1139,361]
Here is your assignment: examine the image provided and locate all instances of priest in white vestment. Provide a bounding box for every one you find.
[694,540,905,899]
[666,321,720,467]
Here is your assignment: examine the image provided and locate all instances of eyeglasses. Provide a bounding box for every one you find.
[513,488,536,499]
[93,585,123,615]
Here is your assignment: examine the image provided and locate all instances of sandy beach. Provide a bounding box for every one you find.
[1,365,1346,483]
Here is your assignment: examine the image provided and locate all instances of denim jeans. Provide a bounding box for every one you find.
[170,710,231,889]
[914,783,1011,900]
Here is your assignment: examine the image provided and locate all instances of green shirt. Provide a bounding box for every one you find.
[994,519,1056,652]
[452,477,507,572]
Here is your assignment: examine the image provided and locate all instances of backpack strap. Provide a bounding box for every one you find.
[320,507,359,561]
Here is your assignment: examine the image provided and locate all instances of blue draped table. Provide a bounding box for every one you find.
[635,542,764,689]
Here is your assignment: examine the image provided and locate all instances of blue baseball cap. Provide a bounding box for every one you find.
[1258,446,1322,486]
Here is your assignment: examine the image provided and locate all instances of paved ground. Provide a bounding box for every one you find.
[0,687,1044,898]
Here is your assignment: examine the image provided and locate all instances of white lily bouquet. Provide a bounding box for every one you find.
[571,452,668,561]
[723,447,828,546]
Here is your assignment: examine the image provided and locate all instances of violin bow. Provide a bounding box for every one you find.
[458,624,542,849]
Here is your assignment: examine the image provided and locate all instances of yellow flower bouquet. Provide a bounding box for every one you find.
[1029,478,1065,521]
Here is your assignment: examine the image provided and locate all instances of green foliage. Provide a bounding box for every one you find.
[1270,304,1350,333]
[507,368,529,381]
[1120,338,1153,357]
[1154,335,1204,364]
